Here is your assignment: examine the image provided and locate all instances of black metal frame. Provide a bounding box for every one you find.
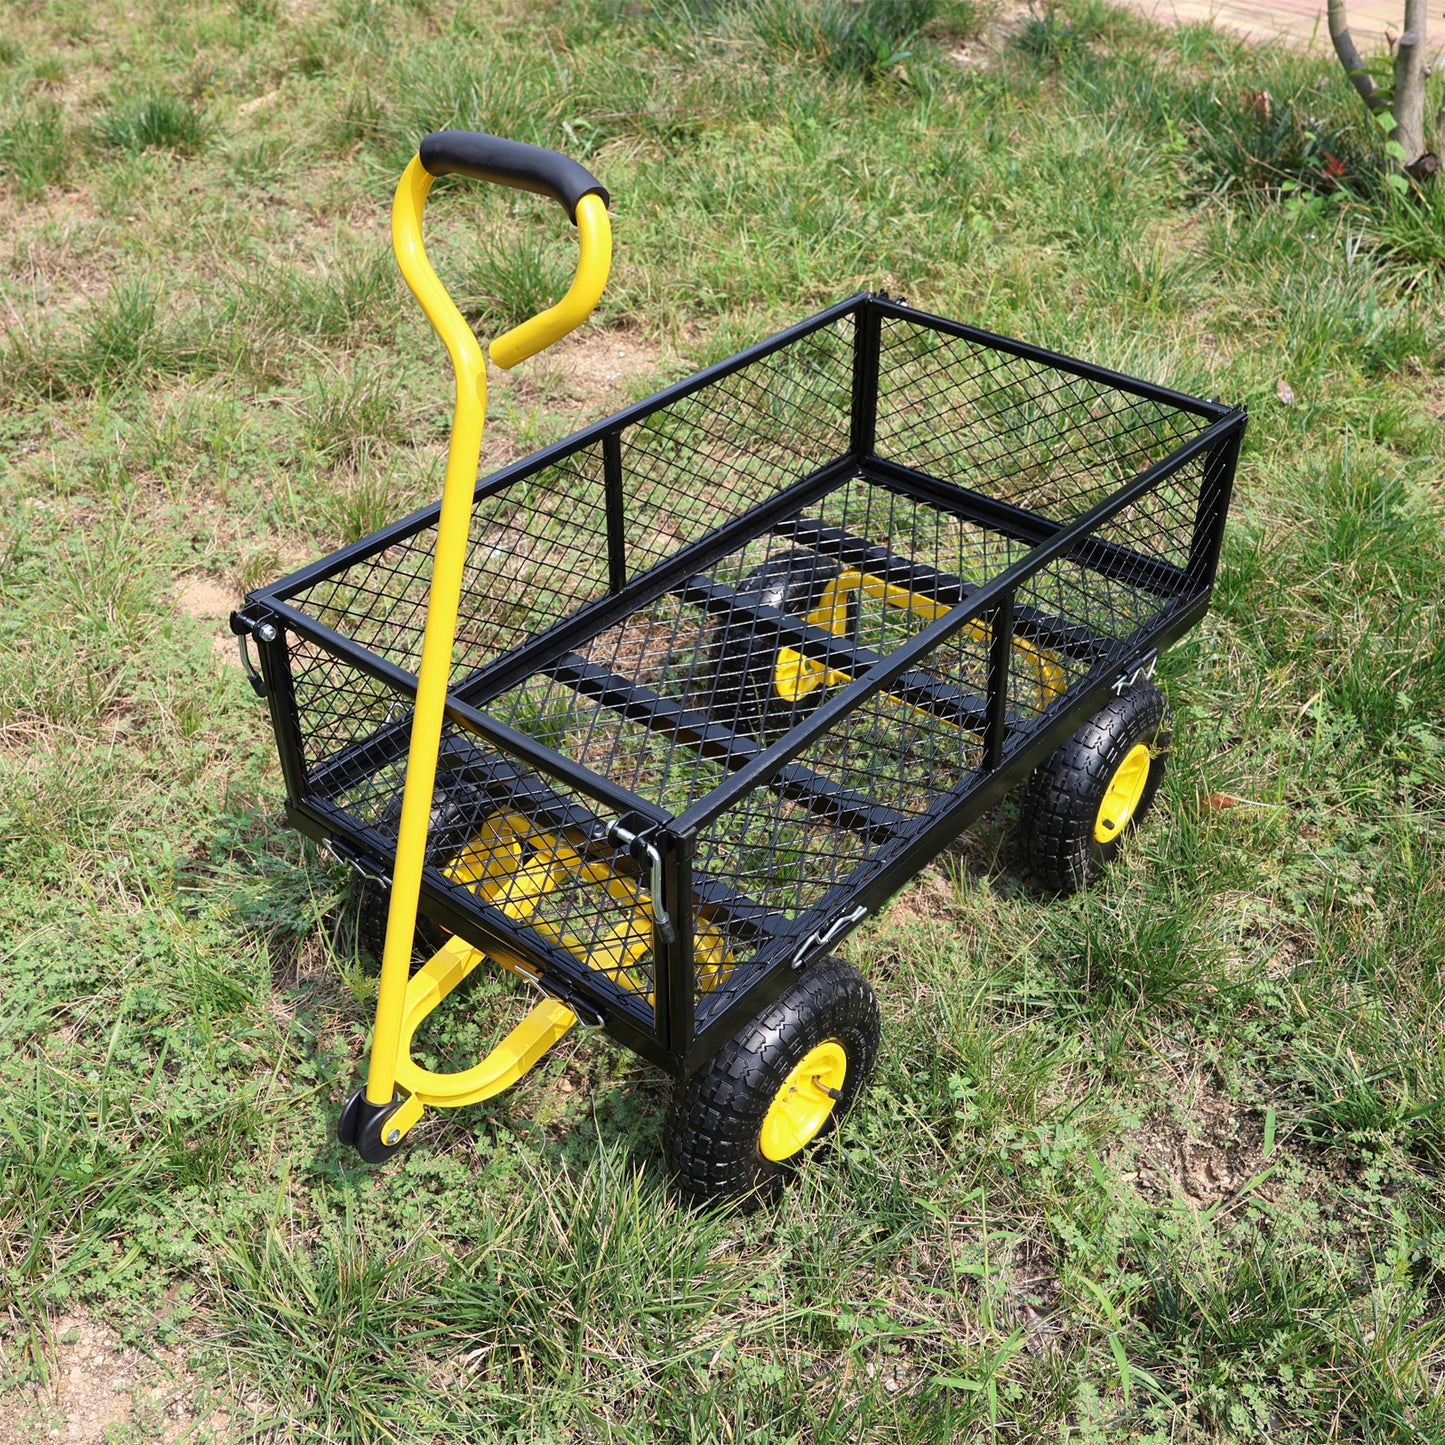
[239,293,1246,1080]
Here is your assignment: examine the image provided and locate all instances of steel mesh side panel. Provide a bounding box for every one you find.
[617,319,854,578]
[287,632,406,776]
[690,455,1215,1021]
[284,442,613,682]
[338,724,658,1024]
[1094,454,1208,579]
[279,632,658,1025]
[1007,455,1210,740]
[279,318,853,701]
[805,476,1034,588]
[873,316,1210,520]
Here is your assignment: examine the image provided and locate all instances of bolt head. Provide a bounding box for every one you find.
[256,622,278,643]
[386,1128,400,1145]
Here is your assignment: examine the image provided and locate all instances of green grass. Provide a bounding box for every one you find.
[94,91,211,156]
[2,0,1444,1440]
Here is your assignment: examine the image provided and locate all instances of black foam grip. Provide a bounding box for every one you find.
[418,131,609,223]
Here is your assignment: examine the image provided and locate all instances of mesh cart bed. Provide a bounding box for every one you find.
[236,135,1245,1198]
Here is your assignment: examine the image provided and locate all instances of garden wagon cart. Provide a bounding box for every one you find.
[232,132,1246,1201]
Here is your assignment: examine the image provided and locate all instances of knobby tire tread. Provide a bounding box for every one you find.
[665,955,880,1205]
[1022,682,1171,894]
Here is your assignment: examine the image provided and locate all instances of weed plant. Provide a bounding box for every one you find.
[1,1,1443,1441]
[94,91,211,156]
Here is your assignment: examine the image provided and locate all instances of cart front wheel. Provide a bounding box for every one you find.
[342,774,493,967]
[1022,681,1171,894]
[665,955,880,1204]
[343,875,450,969]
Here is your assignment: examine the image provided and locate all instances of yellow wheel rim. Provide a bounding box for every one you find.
[1094,742,1153,844]
[758,1040,848,1162]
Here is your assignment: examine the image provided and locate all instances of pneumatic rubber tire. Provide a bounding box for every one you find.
[664,955,880,1205]
[706,550,855,742]
[342,874,449,970]
[1021,682,1171,895]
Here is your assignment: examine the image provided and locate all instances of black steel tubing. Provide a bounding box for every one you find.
[671,409,1245,836]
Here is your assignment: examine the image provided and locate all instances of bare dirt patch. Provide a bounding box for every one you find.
[0,1314,240,1445]
[1123,1071,1271,1208]
[944,1,1035,67]
[176,574,244,669]
[471,327,670,474]
[882,868,959,927]
[0,201,114,320]
[501,327,667,417]
[550,329,666,403]
[176,575,237,622]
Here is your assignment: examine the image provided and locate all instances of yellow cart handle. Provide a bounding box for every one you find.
[395,130,613,371]
[365,134,612,1111]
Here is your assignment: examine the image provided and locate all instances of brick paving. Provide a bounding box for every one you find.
[1124,0,1417,50]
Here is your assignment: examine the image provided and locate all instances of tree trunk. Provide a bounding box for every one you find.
[1393,0,1429,167]
[1326,0,1388,113]
[1328,0,1439,179]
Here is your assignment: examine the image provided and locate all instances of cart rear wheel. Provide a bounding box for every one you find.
[706,550,855,741]
[1021,682,1171,894]
[664,955,880,1204]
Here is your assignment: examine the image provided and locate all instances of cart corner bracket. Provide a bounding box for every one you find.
[229,607,276,698]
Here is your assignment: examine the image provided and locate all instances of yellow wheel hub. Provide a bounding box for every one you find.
[1095,742,1153,844]
[759,1040,848,1162]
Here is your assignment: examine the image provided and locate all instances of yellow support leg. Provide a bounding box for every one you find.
[352,934,577,1152]
[393,937,577,1112]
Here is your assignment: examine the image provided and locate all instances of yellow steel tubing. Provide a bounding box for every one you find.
[366,156,488,1107]
[392,936,577,1106]
[364,155,611,1108]
[490,193,612,369]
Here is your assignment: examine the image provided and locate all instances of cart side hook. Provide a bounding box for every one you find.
[607,818,678,946]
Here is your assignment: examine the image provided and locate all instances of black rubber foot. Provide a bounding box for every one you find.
[1021,681,1171,895]
[337,1087,406,1165]
[664,955,880,1206]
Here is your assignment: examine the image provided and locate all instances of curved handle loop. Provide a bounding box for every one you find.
[393,131,612,372]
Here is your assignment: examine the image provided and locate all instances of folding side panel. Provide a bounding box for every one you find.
[616,315,856,579]
[289,676,665,1034]
[283,441,614,685]
[871,312,1215,521]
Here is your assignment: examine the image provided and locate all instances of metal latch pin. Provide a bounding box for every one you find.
[606,820,678,946]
